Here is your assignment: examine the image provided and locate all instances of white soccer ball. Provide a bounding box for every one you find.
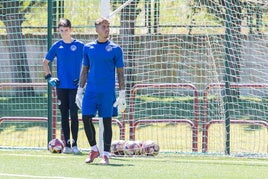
[48,138,64,153]
[124,140,141,156]
[142,140,160,156]
[111,140,126,155]
[134,140,143,155]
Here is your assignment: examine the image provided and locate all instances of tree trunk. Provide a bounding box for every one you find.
[120,0,140,92]
[3,14,34,96]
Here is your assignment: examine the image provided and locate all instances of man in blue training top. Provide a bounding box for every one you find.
[75,17,126,165]
[43,18,84,155]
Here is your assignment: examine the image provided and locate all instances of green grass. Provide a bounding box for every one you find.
[0,150,267,179]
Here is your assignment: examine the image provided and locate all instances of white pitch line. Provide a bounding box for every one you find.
[0,173,87,179]
[0,152,85,158]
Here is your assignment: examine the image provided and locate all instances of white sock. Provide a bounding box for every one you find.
[103,151,110,157]
[91,145,98,152]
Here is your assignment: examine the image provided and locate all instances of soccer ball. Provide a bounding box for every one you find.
[111,140,126,156]
[48,138,64,153]
[142,140,160,156]
[134,140,143,155]
[124,140,141,156]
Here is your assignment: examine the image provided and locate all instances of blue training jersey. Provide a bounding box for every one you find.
[45,39,84,89]
[83,40,124,92]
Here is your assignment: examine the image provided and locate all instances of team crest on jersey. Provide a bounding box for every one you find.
[105,45,113,52]
[70,45,77,51]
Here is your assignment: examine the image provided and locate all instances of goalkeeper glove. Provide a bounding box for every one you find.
[45,74,60,87]
[75,87,85,109]
[113,90,126,113]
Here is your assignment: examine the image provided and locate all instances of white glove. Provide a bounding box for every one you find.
[113,90,126,113]
[75,87,84,109]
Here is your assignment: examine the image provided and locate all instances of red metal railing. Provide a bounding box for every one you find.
[2,82,268,153]
[0,82,58,139]
[129,83,199,152]
[202,83,268,153]
[0,83,125,142]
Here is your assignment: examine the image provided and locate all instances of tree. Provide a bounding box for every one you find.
[111,0,141,91]
[192,0,266,88]
[0,0,45,96]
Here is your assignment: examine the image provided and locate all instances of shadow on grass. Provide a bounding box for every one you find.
[92,163,134,167]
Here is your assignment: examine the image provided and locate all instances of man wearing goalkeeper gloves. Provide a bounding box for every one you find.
[75,17,126,165]
[42,18,84,155]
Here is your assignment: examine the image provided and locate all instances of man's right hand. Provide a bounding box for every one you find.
[48,78,60,87]
[45,74,60,87]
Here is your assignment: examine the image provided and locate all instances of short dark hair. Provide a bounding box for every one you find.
[95,17,110,27]
[58,18,71,28]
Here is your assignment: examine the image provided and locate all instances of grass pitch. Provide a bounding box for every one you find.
[0,150,267,179]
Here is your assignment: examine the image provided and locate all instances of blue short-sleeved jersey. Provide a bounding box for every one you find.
[45,39,84,89]
[83,40,124,92]
[82,40,124,117]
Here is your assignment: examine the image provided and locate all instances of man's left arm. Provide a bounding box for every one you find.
[117,67,125,91]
